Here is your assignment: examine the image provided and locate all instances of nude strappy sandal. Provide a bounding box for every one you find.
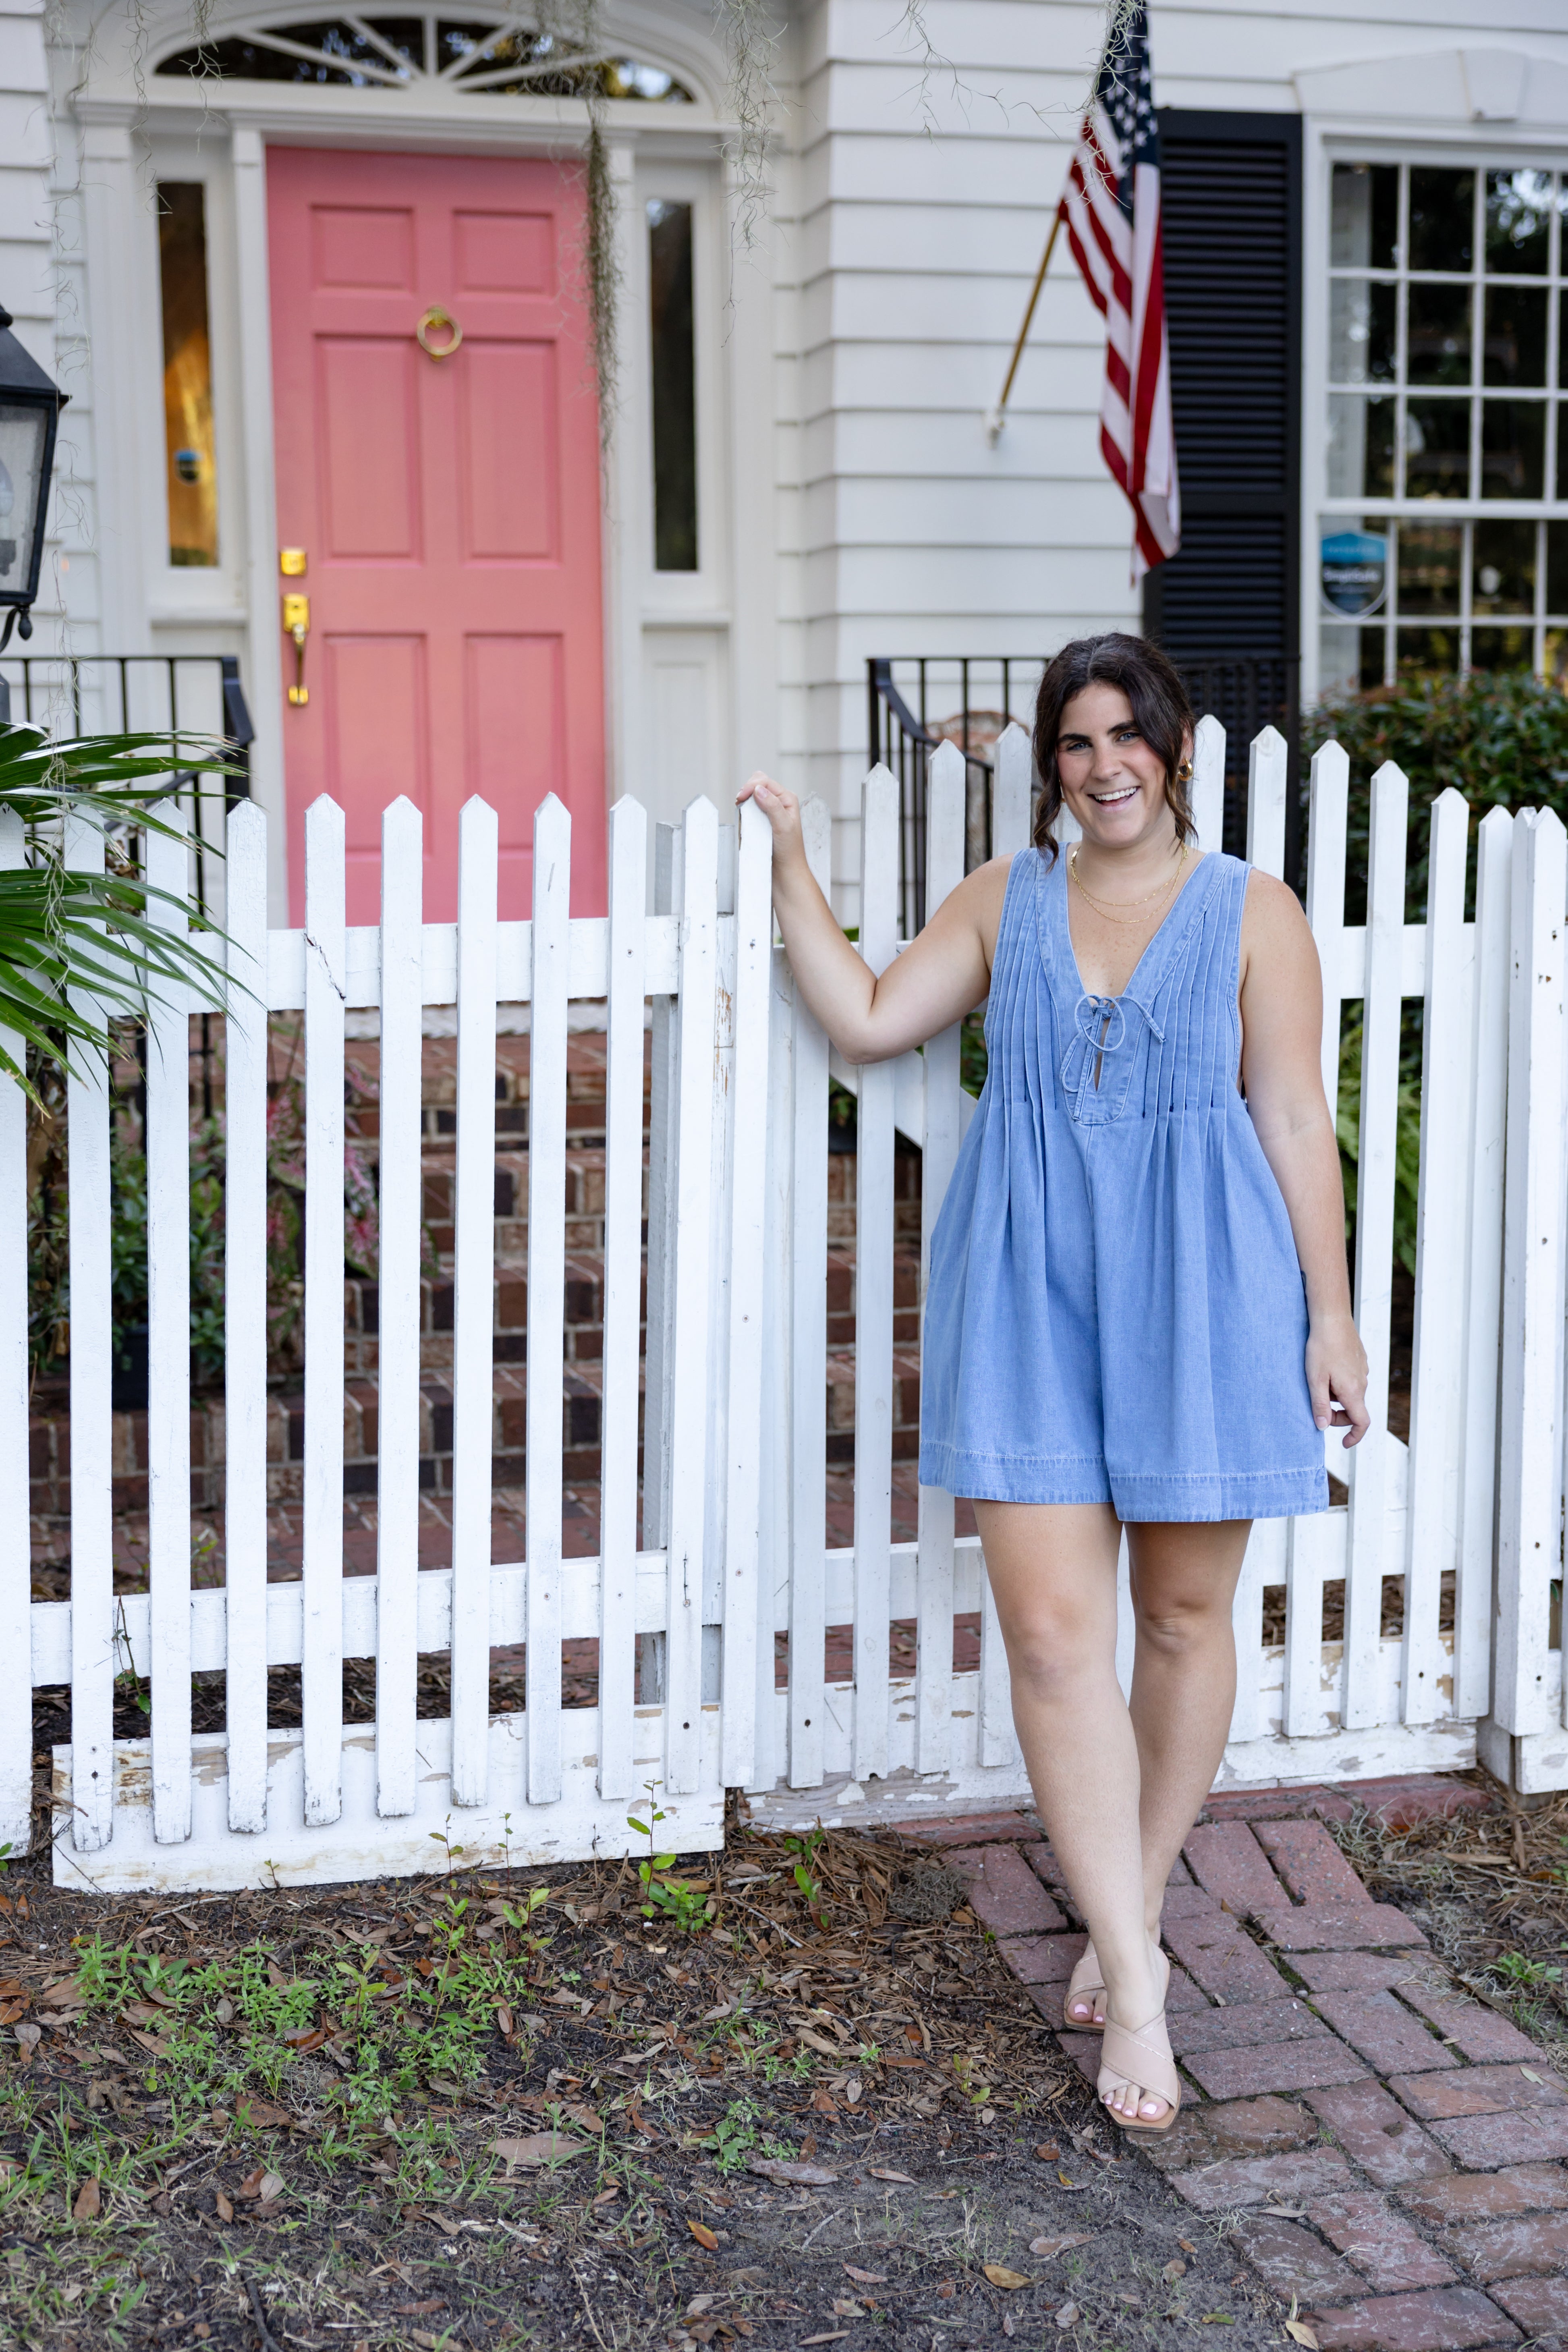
[1064,1939,1106,2032]
[1098,2012,1182,2136]
[1098,1946,1180,2137]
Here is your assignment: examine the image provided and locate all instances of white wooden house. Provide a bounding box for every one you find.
[4,0,1568,917]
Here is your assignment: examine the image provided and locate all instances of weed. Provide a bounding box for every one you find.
[783,1830,828,1930]
[1489,1952,1564,1991]
[627,1785,715,1935]
[695,2095,793,2177]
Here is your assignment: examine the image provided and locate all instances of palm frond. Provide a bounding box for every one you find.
[0,721,250,1092]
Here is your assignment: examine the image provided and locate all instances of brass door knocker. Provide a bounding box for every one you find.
[416,306,463,360]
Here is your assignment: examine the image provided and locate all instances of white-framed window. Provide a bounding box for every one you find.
[144,141,244,617]
[634,157,726,614]
[1318,157,1568,693]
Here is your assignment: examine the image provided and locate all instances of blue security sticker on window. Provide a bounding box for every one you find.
[1321,531,1388,617]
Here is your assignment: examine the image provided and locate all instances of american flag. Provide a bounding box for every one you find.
[1058,4,1180,578]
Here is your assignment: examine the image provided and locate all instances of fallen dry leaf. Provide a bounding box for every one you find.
[832,2300,865,2319]
[1054,2304,1080,2329]
[237,2167,268,2200]
[258,2171,285,2203]
[1035,2140,1060,2161]
[1520,2067,1544,2084]
[215,2190,234,2221]
[1284,2326,1319,2350]
[72,2178,101,2221]
[983,2265,1031,2290]
[688,2219,719,2250]
[14,2022,41,2061]
[235,2099,291,2130]
[1057,2170,1085,2191]
[867,2166,915,2184]
[843,2265,888,2285]
[798,2336,848,2348]
[1030,2234,1093,2260]
[746,2156,840,2186]
[1164,2258,1188,2281]
[494,2133,588,2170]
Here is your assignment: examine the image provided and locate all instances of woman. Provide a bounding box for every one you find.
[738,633,1369,2138]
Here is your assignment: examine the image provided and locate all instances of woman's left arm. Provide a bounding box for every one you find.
[1239,873,1371,1446]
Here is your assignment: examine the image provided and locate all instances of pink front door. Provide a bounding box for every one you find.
[268,146,606,923]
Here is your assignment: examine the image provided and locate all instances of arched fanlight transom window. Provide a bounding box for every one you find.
[156,12,696,100]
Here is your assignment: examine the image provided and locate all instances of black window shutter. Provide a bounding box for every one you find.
[1142,111,1303,670]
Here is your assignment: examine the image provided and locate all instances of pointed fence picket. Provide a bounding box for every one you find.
[0,806,29,1858]
[22,725,1568,1889]
[145,804,193,1845]
[66,813,115,1857]
[224,803,269,1833]
[375,797,423,1819]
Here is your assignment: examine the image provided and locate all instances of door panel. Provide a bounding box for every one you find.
[461,344,556,560]
[269,147,606,923]
[318,342,421,558]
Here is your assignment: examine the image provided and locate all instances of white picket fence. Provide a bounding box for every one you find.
[8,722,1567,1891]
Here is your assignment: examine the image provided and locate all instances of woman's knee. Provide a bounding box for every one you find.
[1131,1587,1234,1659]
[999,1609,1112,1697]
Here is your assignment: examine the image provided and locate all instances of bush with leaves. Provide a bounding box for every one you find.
[1303,670,1568,920]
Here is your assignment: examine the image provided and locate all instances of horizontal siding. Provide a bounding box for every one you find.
[791,0,1568,900]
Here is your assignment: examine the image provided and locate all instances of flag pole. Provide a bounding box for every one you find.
[986,206,1064,446]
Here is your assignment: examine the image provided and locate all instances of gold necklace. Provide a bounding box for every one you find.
[1069,841,1189,925]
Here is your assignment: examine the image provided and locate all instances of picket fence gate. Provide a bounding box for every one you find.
[8,722,1567,1892]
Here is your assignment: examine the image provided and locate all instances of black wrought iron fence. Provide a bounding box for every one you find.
[0,651,255,925]
[0,652,257,1116]
[868,657,1041,937]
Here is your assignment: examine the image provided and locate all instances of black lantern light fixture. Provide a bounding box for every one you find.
[0,303,68,654]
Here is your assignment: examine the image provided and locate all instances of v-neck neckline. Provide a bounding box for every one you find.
[1054,844,1216,1005]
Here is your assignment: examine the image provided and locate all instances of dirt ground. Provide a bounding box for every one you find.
[2,1773,1564,2352]
[0,1807,1304,2352]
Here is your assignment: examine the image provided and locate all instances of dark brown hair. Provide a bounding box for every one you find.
[1030,633,1196,862]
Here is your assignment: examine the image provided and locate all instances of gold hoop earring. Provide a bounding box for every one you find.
[1176,759,1194,785]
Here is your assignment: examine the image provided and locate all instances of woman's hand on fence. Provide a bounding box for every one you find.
[735,770,997,1063]
[1305,1312,1371,1448]
[736,772,805,870]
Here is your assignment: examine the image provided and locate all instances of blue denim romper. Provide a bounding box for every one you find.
[919,846,1328,1522]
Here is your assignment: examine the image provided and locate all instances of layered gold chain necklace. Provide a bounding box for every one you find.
[1068,840,1189,927]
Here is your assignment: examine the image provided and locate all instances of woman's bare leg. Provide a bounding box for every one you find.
[1126,1521,1253,1937]
[973,1500,1170,2123]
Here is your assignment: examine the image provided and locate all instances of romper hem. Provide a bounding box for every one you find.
[919,1447,1328,1521]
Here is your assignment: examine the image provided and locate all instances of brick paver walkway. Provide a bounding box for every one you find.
[895,1782,1567,2351]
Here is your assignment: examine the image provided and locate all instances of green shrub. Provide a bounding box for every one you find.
[1303,670,1568,919]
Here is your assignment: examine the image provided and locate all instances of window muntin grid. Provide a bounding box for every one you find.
[1321,159,1568,690]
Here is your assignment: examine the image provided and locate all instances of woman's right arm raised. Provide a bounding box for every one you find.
[737,772,1002,1065]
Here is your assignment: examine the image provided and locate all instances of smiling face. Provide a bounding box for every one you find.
[1054,681,1192,856]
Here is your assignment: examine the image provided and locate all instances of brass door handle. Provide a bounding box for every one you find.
[416,305,463,360]
[282,592,310,707]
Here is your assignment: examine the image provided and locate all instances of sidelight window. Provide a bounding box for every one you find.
[158,182,219,569]
[647,199,698,572]
[1320,160,1568,691]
